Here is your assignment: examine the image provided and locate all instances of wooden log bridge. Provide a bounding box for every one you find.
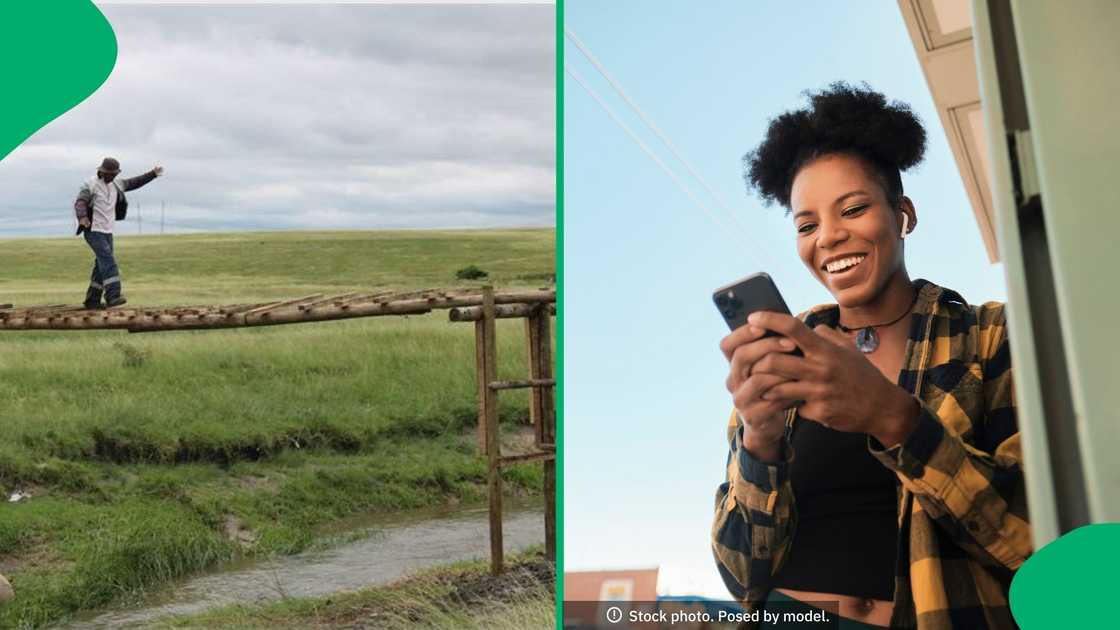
[1,285,558,575]
[455,286,557,575]
[0,288,555,332]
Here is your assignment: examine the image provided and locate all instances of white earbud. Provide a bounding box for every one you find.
[900,214,909,238]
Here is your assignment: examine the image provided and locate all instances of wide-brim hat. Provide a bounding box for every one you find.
[97,157,121,174]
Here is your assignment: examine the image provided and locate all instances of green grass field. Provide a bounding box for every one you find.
[0,229,555,628]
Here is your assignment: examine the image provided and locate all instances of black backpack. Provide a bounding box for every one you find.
[115,186,128,220]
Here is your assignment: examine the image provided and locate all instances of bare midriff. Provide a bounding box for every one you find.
[775,588,893,627]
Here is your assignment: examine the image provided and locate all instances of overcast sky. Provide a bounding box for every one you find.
[0,4,555,237]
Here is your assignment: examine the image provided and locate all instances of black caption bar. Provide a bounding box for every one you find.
[563,599,840,629]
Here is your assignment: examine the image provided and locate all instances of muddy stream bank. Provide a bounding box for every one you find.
[62,503,545,629]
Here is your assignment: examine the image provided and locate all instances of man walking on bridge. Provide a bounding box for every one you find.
[74,157,164,308]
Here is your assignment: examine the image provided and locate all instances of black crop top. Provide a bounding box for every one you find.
[770,416,899,601]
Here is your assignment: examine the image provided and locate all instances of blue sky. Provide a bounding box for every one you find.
[563,0,1008,597]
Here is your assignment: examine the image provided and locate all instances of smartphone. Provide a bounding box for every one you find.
[712,272,803,356]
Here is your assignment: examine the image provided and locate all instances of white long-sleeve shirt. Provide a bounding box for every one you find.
[86,176,121,234]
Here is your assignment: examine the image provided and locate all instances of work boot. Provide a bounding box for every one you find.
[83,286,104,310]
[0,572,13,606]
[106,295,128,308]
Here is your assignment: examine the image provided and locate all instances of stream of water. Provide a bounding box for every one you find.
[63,504,545,629]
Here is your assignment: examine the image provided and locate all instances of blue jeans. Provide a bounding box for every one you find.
[84,231,122,302]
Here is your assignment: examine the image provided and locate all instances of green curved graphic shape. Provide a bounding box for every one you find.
[1010,523,1120,627]
[1,1,117,162]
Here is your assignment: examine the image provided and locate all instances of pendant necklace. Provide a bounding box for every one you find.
[837,291,919,354]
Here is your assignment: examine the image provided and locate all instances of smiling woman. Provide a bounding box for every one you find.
[712,83,1030,629]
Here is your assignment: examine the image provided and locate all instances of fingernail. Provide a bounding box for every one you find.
[779,338,795,350]
[761,392,771,400]
[748,325,761,336]
[747,313,759,324]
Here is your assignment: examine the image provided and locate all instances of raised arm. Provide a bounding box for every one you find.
[120,165,164,192]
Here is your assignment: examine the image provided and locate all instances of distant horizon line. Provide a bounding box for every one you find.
[0,224,557,242]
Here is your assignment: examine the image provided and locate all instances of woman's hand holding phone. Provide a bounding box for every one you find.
[742,310,921,447]
[720,322,798,462]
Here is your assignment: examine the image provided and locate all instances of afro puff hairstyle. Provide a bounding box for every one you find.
[743,82,927,212]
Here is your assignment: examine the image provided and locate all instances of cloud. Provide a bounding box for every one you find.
[0,4,555,237]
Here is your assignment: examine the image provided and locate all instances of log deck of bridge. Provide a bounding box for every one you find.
[0,288,555,332]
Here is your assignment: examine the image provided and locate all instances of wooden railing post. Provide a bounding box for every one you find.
[526,306,556,561]
[475,317,489,453]
[459,289,556,573]
[480,286,504,574]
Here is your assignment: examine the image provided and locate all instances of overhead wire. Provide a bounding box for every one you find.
[564,27,784,266]
[565,63,755,258]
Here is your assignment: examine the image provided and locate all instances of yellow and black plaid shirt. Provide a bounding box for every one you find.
[712,279,1030,629]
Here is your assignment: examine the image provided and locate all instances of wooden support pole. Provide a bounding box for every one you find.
[526,310,544,447]
[481,285,504,575]
[527,307,556,447]
[527,307,557,562]
[475,318,488,452]
[544,457,556,562]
